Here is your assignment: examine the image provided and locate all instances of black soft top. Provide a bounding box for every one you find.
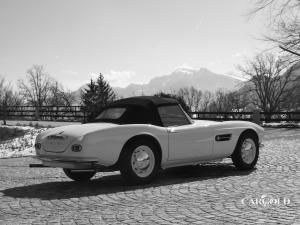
[107,96,178,108]
[97,96,179,126]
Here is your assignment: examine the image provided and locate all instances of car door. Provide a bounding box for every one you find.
[167,123,214,162]
[157,104,214,163]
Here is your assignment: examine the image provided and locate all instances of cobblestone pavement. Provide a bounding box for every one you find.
[0,128,299,225]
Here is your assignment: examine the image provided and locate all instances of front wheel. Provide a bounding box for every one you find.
[63,169,96,182]
[231,133,259,170]
[119,139,160,184]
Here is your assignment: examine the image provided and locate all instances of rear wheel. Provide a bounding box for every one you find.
[120,139,160,184]
[232,133,259,170]
[63,169,96,182]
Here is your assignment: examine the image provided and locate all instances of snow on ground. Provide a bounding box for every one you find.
[262,122,300,128]
[0,126,47,158]
[4,120,80,127]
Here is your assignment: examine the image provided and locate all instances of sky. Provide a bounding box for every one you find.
[0,0,269,90]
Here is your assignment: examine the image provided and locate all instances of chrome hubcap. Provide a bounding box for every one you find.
[131,145,155,178]
[241,138,256,164]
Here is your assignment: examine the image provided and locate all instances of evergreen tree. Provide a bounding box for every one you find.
[81,73,116,121]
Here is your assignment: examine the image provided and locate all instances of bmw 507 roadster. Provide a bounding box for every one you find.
[32,96,264,184]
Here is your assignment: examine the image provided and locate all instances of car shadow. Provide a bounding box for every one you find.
[2,163,255,200]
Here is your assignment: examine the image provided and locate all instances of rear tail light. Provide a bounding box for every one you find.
[71,144,82,152]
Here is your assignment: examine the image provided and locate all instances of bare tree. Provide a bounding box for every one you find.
[250,0,299,17]
[44,81,76,120]
[208,89,240,112]
[250,0,300,57]
[18,65,54,107]
[200,89,251,121]
[209,89,226,112]
[47,81,75,106]
[47,81,65,106]
[177,87,202,111]
[226,90,251,112]
[0,77,14,124]
[200,91,213,112]
[61,90,76,107]
[238,53,299,113]
[279,62,300,110]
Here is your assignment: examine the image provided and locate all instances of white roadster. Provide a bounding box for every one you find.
[33,96,264,184]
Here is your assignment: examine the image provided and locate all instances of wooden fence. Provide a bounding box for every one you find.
[0,106,85,122]
[190,111,300,123]
[1,106,300,123]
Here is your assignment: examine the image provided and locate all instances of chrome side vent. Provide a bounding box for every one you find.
[215,134,232,142]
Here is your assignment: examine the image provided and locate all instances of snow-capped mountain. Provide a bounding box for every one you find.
[114,68,241,97]
[73,67,241,101]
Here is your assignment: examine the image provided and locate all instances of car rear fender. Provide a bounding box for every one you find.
[116,133,165,168]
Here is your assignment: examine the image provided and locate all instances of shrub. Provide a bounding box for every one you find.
[0,127,26,142]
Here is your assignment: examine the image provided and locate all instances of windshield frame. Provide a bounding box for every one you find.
[157,104,192,127]
[95,107,127,120]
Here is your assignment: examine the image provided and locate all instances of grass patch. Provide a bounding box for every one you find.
[0,127,27,142]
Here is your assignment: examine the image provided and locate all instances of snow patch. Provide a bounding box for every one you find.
[0,126,47,158]
[174,68,194,74]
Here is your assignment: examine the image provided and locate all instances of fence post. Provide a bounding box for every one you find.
[83,110,87,123]
[35,107,40,121]
[252,109,261,125]
[3,104,7,125]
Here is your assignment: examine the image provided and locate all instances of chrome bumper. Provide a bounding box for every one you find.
[31,157,115,171]
[42,160,95,170]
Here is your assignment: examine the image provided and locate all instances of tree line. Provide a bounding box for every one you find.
[0,53,300,123]
[0,65,76,124]
[0,65,75,109]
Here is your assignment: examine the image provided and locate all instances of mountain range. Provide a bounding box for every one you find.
[73,67,241,101]
[114,68,241,97]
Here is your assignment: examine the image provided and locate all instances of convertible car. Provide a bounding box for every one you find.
[33,96,264,184]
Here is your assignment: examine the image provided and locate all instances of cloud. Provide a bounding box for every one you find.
[104,70,136,87]
[234,53,242,57]
[175,63,194,70]
[81,73,99,86]
[174,63,195,74]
